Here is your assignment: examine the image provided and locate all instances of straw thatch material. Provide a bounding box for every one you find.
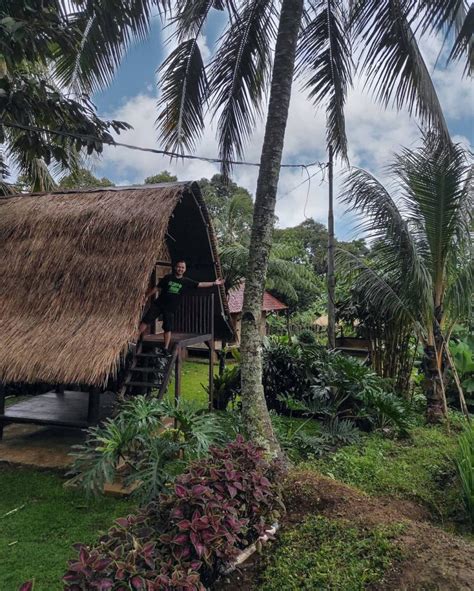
[0,183,205,386]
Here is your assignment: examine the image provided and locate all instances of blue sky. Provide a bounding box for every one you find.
[91,13,473,240]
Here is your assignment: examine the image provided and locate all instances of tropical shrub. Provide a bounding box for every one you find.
[448,337,474,412]
[69,397,226,501]
[262,337,313,411]
[456,424,474,528]
[296,329,317,345]
[64,437,284,590]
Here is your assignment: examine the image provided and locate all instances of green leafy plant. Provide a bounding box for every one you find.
[69,397,226,501]
[456,424,474,528]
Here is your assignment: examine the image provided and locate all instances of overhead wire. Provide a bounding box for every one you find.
[0,120,327,172]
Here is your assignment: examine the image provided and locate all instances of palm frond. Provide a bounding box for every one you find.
[156,39,208,152]
[341,166,433,323]
[55,1,168,93]
[414,0,474,75]
[351,0,450,141]
[447,2,474,76]
[336,247,425,337]
[444,257,474,323]
[392,135,473,291]
[208,0,277,177]
[172,0,227,40]
[297,0,352,161]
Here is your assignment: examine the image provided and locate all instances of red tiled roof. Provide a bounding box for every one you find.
[227,283,288,314]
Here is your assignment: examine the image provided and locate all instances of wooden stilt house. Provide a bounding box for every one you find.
[0,182,233,438]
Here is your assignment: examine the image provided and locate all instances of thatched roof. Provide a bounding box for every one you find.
[0,182,230,386]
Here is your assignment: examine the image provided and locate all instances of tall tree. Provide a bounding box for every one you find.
[200,175,254,246]
[59,168,115,189]
[340,134,473,422]
[144,170,178,184]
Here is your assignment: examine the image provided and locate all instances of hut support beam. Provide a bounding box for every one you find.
[206,340,215,410]
[87,387,100,424]
[174,351,182,406]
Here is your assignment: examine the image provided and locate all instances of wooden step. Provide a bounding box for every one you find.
[131,366,165,373]
[125,380,161,388]
[136,352,165,358]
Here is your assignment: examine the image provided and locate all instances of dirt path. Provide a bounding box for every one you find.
[218,469,474,591]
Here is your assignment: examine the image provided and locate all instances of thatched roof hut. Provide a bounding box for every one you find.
[0,182,231,387]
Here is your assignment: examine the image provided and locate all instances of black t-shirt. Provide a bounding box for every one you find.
[157,273,199,311]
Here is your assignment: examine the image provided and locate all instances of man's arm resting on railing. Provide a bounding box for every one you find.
[197,278,225,288]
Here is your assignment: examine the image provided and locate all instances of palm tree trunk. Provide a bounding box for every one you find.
[424,313,448,423]
[240,0,304,453]
[327,144,336,349]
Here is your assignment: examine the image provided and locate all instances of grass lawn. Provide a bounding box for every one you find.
[167,358,216,409]
[259,517,404,591]
[0,466,135,591]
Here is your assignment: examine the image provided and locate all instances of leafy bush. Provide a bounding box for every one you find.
[209,364,241,410]
[69,397,226,501]
[64,437,284,590]
[296,329,316,345]
[262,337,313,411]
[456,423,474,528]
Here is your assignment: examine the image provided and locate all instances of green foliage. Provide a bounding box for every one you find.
[58,168,114,190]
[262,338,412,433]
[144,170,178,184]
[456,424,474,527]
[0,2,130,193]
[199,174,254,247]
[296,328,316,344]
[312,425,466,524]
[69,397,226,502]
[64,437,284,590]
[270,413,360,461]
[450,337,474,396]
[0,466,132,591]
[259,516,404,591]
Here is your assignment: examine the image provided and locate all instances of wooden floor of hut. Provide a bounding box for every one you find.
[142,331,213,348]
[1,390,115,430]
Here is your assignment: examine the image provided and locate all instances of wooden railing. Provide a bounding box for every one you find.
[173,293,214,336]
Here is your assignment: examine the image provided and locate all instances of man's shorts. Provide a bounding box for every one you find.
[142,302,175,332]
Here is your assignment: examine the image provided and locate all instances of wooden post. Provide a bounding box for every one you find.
[55,384,65,395]
[327,145,336,350]
[87,386,100,424]
[208,340,215,411]
[174,349,182,407]
[0,382,5,440]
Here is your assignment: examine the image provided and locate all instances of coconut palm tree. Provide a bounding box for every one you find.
[339,134,473,422]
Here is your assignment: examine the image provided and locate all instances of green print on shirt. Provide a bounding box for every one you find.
[167,281,183,295]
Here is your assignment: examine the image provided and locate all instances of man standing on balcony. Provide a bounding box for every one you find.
[138,260,224,355]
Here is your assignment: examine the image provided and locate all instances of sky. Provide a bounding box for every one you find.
[90,11,473,240]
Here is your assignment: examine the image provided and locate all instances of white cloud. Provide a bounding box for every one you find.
[96,30,472,241]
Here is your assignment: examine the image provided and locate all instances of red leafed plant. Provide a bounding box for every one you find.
[63,436,284,590]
